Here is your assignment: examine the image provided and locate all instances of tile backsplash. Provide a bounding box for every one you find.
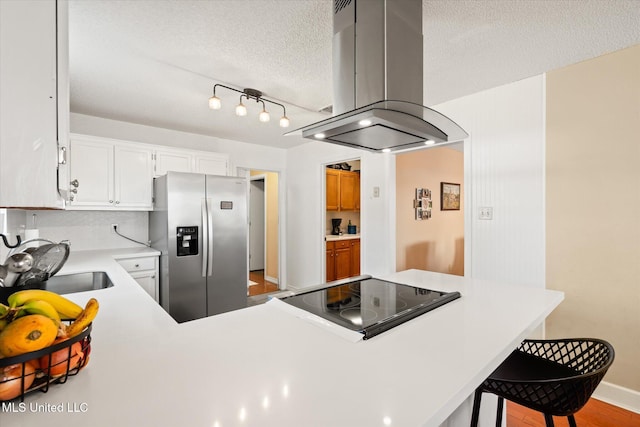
[8,210,150,252]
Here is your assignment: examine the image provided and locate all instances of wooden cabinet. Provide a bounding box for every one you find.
[350,238,361,276]
[326,238,360,281]
[326,169,340,211]
[326,169,360,211]
[116,255,159,302]
[0,0,67,208]
[326,242,336,282]
[67,135,153,210]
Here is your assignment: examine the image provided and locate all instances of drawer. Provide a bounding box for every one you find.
[334,240,351,249]
[117,256,156,272]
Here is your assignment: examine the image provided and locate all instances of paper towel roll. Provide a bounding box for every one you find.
[24,229,39,248]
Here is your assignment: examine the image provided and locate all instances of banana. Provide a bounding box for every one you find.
[0,303,8,319]
[20,299,61,325]
[65,298,99,338]
[8,289,83,320]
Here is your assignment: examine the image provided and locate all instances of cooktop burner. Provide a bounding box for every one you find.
[280,277,461,339]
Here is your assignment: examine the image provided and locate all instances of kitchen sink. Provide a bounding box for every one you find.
[44,271,114,294]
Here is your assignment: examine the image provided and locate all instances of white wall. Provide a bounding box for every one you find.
[286,141,396,290]
[434,75,546,288]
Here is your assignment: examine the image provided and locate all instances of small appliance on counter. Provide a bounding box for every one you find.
[331,218,342,235]
[347,220,357,234]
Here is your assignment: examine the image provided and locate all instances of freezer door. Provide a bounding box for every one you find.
[166,172,207,322]
[205,175,248,315]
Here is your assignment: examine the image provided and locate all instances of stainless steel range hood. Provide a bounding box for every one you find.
[289,0,468,152]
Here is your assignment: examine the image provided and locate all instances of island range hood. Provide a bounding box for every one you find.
[289,0,468,153]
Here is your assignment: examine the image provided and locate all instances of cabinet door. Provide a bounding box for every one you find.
[326,242,336,282]
[340,171,357,210]
[350,239,360,276]
[154,149,192,177]
[114,145,153,209]
[194,153,228,176]
[354,173,360,211]
[68,138,114,208]
[129,271,158,302]
[0,0,62,208]
[334,246,352,280]
[326,169,340,211]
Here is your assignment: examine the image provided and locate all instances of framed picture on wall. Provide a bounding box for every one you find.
[440,182,461,211]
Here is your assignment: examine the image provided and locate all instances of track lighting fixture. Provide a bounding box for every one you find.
[208,84,289,128]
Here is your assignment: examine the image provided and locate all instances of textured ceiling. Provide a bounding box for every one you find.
[69,0,640,150]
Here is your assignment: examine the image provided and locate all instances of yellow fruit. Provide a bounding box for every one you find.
[0,303,9,318]
[20,299,61,325]
[0,314,58,357]
[65,298,99,338]
[8,290,83,320]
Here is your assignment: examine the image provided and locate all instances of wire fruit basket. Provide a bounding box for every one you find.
[0,323,92,402]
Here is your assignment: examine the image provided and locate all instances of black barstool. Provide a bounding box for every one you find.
[470,338,614,427]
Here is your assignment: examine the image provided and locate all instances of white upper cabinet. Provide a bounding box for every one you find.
[67,135,153,210]
[0,0,67,208]
[114,145,154,209]
[153,148,229,177]
[193,152,229,176]
[154,148,193,177]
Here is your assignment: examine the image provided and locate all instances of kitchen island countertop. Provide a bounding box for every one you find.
[3,250,563,427]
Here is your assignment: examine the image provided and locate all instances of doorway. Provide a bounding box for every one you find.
[323,158,362,283]
[245,170,280,297]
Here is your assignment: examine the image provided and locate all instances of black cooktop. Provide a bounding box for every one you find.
[280,277,460,339]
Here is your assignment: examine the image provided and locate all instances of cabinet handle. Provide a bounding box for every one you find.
[59,147,67,165]
[70,188,77,194]
[109,200,114,203]
[70,179,79,188]
[115,201,120,204]
[135,264,140,268]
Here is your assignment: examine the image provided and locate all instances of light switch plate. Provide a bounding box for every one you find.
[373,186,380,198]
[479,207,493,220]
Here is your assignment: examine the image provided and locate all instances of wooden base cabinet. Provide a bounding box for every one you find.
[326,238,360,282]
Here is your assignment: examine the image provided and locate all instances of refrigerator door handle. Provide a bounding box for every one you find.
[201,198,208,278]
[206,198,214,277]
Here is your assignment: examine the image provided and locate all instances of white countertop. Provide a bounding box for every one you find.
[326,233,360,241]
[3,253,563,427]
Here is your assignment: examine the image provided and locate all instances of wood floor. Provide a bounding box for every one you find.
[507,399,640,427]
[248,270,279,296]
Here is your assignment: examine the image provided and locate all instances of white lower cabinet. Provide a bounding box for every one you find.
[116,256,159,302]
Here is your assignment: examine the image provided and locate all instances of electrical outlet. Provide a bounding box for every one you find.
[479,207,493,220]
[111,223,118,230]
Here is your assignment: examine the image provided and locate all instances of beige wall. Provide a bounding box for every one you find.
[546,45,640,391]
[251,170,279,282]
[396,147,464,275]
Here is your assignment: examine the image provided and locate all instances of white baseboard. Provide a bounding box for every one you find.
[592,381,640,414]
[265,275,279,285]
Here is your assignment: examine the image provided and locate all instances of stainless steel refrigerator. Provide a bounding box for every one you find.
[149,171,248,323]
